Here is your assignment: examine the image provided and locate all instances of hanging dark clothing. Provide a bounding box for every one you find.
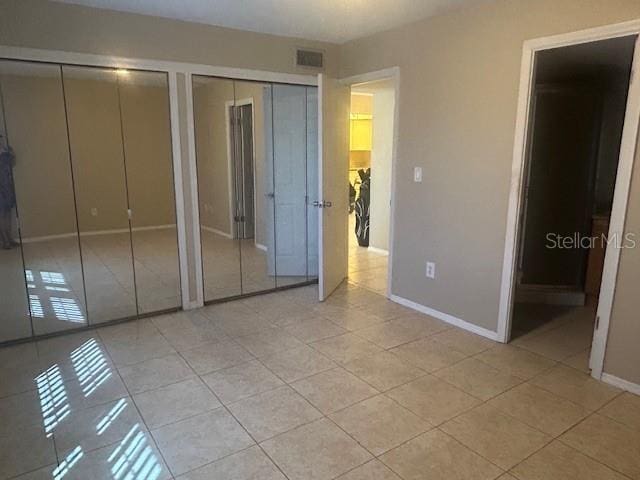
[0,147,16,213]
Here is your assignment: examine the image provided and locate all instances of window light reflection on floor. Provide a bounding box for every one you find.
[96,398,128,435]
[52,446,84,480]
[35,364,70,437]
[108,424,163,480]
[71,338,112,397]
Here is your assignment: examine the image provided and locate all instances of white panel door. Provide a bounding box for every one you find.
[318,74,350,300]
[265,85,312,277]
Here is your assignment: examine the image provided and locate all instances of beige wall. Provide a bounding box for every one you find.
[1,72,78,238]
[119,77,176,230]
[194,79,235,236]
[0,0,337,76]
[339,0,640,383]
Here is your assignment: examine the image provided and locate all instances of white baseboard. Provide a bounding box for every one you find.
[19,232,77,244]
[601,373,640,395]
[201,226,233,239]
[389,294,499,341]
[20,224,176,243]
[255,242,267,252]
[368,246,389,256]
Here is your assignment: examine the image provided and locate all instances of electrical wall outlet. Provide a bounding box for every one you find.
[90,207,98,217]
[414,167,423,183]
[426,261,436,279]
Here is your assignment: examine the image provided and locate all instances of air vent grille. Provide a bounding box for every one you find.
[296,49,323,69]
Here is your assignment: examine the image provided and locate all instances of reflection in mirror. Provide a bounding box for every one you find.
[306,86,319,280]
[269,84,316,288]
[192,76,243,301]
[118,70,181,314]
[62,66,137,324]
[0,60,87,337]
[0,62,32,342]
[235,81,276,294]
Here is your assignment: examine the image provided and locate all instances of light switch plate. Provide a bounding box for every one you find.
[426,261,436,279]
[414,167,423,183]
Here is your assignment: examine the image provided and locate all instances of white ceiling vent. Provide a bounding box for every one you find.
[296,49,324,69]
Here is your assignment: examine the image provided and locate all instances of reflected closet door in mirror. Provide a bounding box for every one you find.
[306,86,319,280]
[267,84,315,288]
[1,61,87,336]
[192,76,242,301]
[118,70,181,314]
[62,66,137,324]
[234,81,275,295]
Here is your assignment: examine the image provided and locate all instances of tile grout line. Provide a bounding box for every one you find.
[173,347,295,480]
[100,329,180,480]
[5,284,634,480]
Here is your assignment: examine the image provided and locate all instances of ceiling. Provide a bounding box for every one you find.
[53,0,483,43]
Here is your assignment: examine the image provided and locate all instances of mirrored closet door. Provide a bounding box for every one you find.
[0,61,85,339]
[0,60,181,343]
[193,76,318,303]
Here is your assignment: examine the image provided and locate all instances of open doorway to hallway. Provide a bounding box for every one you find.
[347,79,395,295]
[508,35,637,372]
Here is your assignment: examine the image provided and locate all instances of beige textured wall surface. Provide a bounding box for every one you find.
[194,79,235,236]
[0,0,337,76]
[604,139,640,385]
[339,0,640,381]
[66,75,175,233]
[1,72,78,238]
[119,76,176,230]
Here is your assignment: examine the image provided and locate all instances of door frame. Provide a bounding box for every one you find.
[224,97,256,243]
[0,45,317,312]
[339,67,400,298]
[496,20,640,381]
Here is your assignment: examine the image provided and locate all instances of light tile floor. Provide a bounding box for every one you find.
[348,215,388,295]
[1,282,638,480]
[1,228,313,344]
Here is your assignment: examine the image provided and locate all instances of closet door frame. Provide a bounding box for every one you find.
[0,46,317,320]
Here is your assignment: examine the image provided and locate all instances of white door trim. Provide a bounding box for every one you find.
[340,66,400,299]
[167,72,190,311]
[497,20,640,382]
[184,72,205,309]
[224,97,256,240]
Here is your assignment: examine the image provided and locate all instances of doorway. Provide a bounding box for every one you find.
[229,101,256,241]
[347,79,395,296]
[505,35,637,373]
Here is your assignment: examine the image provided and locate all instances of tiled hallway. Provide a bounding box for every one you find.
[1,283,639,480]
[347,214,388,295]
